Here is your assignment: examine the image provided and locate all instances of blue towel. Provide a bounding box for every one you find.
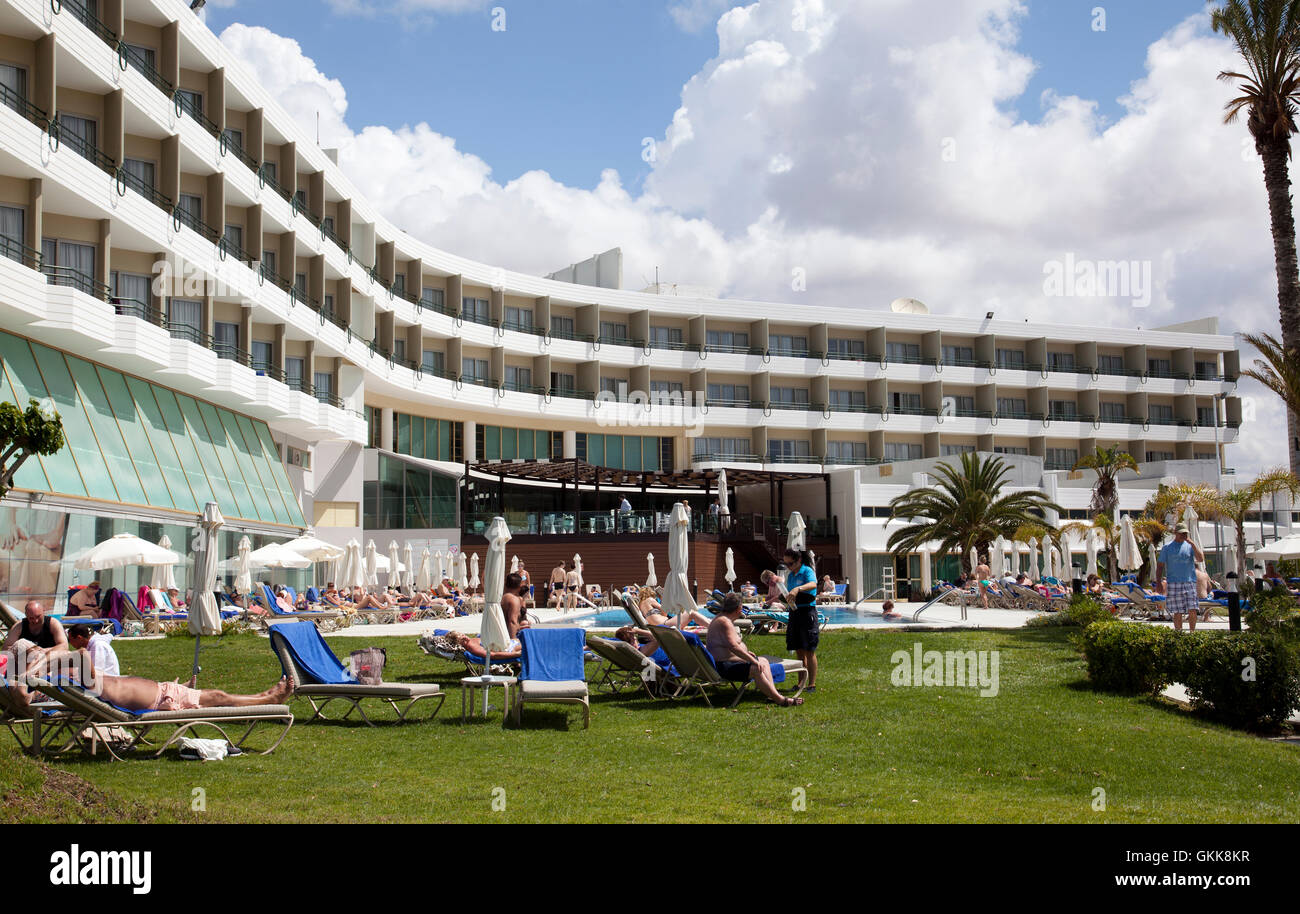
[306,587,321,604]
[286,586,298,603]
[270,620,355,685]
[519,628,585,682]
[680,630,785,684]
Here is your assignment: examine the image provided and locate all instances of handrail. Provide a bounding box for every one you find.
[176,95,221,139]
[118,166,173,212]
[54,120,117,176]
[118,42,173,95]
[60,0,118,45]
[0,83,48,130]
[0,236,44,270]
[258,163,293,203]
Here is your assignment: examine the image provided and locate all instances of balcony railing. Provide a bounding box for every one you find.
[118,168,172,212]
[0,83,48,130]
[548,326,596,344]
[112,295,163,326]
[823,455,882,467]
[767,453,818,464]
[176,96,221,139]
[692,452,763,464]
[55,122,116,176]
[502,320,547,337]
[258,164,293,203]
[218,235,257,267]
[0,236,43,270]
[43,265,106,299]
[321,221,350,257]
[224,136,260,173]
[768,400,813,411]
[704,399,765,411]
[549,387,595,402]
[173,207,221,245]
[292,196,322,229]
[62,0,117,44]
[119,44,173,96]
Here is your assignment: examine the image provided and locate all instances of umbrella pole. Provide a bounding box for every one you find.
[190,634,202,686]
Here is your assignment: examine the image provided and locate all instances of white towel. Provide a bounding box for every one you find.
[178,737,230,761]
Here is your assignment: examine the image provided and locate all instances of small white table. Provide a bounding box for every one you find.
[460,675,517,722]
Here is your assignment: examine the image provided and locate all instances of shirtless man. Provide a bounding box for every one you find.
[502,573,530,639]
[67,582,101,617]
[565,561,581,612]
[548,562,566,608]
[5,640,292,714]
[974,559,993,609]
[706,595,802,706]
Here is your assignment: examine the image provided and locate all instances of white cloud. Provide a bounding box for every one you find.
[669,0,742,33]
[219,0,1287,476]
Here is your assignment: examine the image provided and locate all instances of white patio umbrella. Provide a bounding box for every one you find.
[717,467,730,529]
[990,536,1005,578]
[245,542,312,570]
[365,540,379,588]
[1085,529,1099,578]
[1250,533,1300,561]
[189,502,224,682]
[787,511,806,553]
[344,540,365,590]
[1118,515,1141,572]
[661,503,695,629]
[74,533,181,570]
[234,535,253,597]
[284,531,345,587]
[1148,540,1159,581]
[417,548,433,592]
[969,545,979,575]
[470,552,481,593]
[510,554,519,574]
[1027,537,1040,582]
[433,550,445,583]
[388,540,402,591]
[919,546,933,598]
[1041,540,1052,580]
[724,547,736,587]
[402,542,415,597]
[456,550,469,591]
[150,535,178,591]
[478,517,514,707]
[645,552,658,588]
[1182,505,1206,571]
[1224,541,1239,579]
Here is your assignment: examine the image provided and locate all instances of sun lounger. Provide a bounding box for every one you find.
[419,629,519,676]
[23,675,292,760]
[649,625,807,709]
[0,600,21,627]
[0,671,78,756]
[584,633,676,697]
[512,628,589,729]
[258,584,346,629]
[269,620,444,725]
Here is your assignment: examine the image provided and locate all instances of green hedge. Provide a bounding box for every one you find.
[1080,620,1300,730]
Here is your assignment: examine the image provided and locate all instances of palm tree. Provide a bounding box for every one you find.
[1144,470,1300,577]
[1240,331,1300,424]
[1211,0,1300,474]
[886,453,1063,574]
[1072,445,1139,517]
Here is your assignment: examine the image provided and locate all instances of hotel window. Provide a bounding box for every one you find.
[120,158,156,197]
[295,272,308,299]
[941,444,975,456]
[950,395,976,415]
[461,297,490,324]
[284,356,304,387]
[392,273,405,296]
[828,337,866,358]
[505,365,532,391]
[121,43,156,75]
[110,271,150,309]
[1045,448,1078,469]
[1146,450,1175,462]
[1048,400,1077,420]
[1195,452,1217,462]
[707,383,749,404]
[1197,406,1218,427]
[830,389,867,410]
[321,215,334,235]
[649,326,683,347]
[599,377,625,399]
[1149,404,1175,424]
[827,441,868,463]
[706,329,749,351]
[1099,401,1127,422]
[422,349,445,375]
[994,446,1029,456]
[176,193,203,230]
[421,287,444,311]
[650,380,684,400]
[504,306,533,330]
[261,250,276,277]
[294,189,307,211]
[942,345,974,366]
[1147,358,1173,378]
[997,397,1027,417]
[0,63,26,115]
[1046,351,1075,372]
[770,387,809,406]
[314,371,333,400]
[768,439,811,461]
[323,294,335,318]
[1194,360,1219,381]
[995,348,1025,370]
[461,358,489,382]
[393,339,406,363]
[260,161,276,184]
[252,342,274,372]
[599,321,629,343]
[769,334,807,356]
[168,298,202,336]
[694,437,752,458]
[222,223,242,256]
[285,445,312,470]
[222,127,243,154]
[890,392,923,414]
[41,239,95,294]
[886,341,921,363]
[213,322,239,359]
[550,371,576,393]
[550,315,575,338]
[57,113,97,162]
[0,205,23,263]
[1097,354,1125,374]
[175,89,202,120]
[883,442,923,462]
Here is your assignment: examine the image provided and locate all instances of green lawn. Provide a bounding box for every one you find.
[7,627,1299,823]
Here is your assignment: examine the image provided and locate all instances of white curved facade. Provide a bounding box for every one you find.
[0,0,1243,599]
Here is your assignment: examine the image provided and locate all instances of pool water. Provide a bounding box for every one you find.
[572,605,920,629]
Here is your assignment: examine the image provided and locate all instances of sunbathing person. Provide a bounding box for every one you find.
[442,630,522,660]
[614,625,660,657]
[6,640,293,714]
[706,595,802,706]
[322,585,349,608]
[759,570,785,608]
[638,586,711,630]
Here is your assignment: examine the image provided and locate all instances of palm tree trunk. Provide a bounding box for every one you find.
[1257,132,1300,475]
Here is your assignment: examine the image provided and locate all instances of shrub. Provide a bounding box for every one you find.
[1245,590,1300,639]
[1079,621,1177,695]
[1026,594,1114,628]
[1179,633,1300,730]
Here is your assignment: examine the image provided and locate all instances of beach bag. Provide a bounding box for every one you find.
[349,647,387,685]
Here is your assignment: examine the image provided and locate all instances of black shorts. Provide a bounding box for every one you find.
[785,605,820,652]
[715,659,753,682]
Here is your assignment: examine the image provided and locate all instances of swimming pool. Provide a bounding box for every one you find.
[570,605,923,629]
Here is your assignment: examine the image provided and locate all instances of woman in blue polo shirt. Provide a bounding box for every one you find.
[782,548,819,692]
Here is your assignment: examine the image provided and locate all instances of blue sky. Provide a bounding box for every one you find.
[204,0,1212,190]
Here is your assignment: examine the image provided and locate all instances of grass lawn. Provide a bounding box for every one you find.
[7,626,1300,823]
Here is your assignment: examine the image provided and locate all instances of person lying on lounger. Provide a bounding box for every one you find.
[4,639,293,714]
[638,587,711,630]
[442,630,522,660]
[707,595,802,706]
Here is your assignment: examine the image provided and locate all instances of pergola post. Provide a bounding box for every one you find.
[824,473,832,535]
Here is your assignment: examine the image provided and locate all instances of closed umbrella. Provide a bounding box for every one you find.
[1118,516,1141,572]
[388,540,402,591]
[365,540,379,588]
[234,535,253,598]
[1040,540,1051,581]
[1182,505,1206,571]
[344,540,365,590]
[189,502,224,683]
[402,542,415,597]
[1148,540,1159,580]
[920,546,933,597]
[1086,529,1099,579]
[151,535,178,591]
[662,503,694,629]
[1027,537,1040,583]
[74,533,181,570]
[456,550,469,591]
[970,545,979,575]
[717,467,730,530]
[417,548,433,591]
[725,547,736,588]
[787,512,806,553]
[510,554,519,574]
[478,517,513,707]
[990,536,1005,578]
[573,554,584,590]
[1224,541,1239,579]
[434,550,445,584]
[470,552,481,593]
[645,552,658,588]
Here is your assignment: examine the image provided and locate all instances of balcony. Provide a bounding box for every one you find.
[55,121,115,177]
[0,83,47,131]
[62,0,117,45]
[291,196,322,230]
[119,44,173,97]
[118,169,173,213]
[548,326,595,344]
[704,399,765,411]
[692,452,763,464]
[258,164,293,204]
[0,236,43,271]
[173,207,221,245]
[321,221,350,258]
[175,96,220,140]
[223,134,260,174]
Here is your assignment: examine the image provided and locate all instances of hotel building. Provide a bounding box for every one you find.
[0,0,1248,606]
